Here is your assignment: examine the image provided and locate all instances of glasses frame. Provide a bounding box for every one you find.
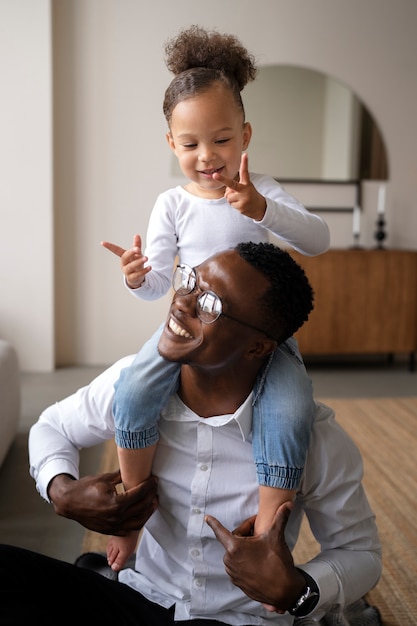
[172,264,276,340]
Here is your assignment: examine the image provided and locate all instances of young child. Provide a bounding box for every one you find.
[102,25,330,572]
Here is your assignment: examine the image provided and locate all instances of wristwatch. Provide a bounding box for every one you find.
[289,572,320,617]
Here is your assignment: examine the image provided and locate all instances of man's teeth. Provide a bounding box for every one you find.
[169,318,193,339]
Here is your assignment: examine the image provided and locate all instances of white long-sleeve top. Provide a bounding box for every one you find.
[132,174,330,301]
[29,356,381,626]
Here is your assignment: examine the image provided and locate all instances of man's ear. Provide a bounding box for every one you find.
[246,338,277,360]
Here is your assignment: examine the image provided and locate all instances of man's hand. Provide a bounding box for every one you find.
[205,502,305,614]
[212,153,267,221]
[48,471,158,536]
[101,234,151,289]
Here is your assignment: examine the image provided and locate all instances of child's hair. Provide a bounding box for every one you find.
[235,241,314,344]
[163,25,257,126]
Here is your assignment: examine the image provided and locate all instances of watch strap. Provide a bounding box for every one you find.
[289,570,320,617]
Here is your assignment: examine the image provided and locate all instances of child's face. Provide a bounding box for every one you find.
[166,83,252,199]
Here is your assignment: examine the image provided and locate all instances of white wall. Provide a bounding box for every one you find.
[2,0,417,370]
[0,0,54,371]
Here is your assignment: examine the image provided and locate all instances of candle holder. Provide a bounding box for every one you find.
[374,215,387,249]
[351,205,362,249]
[351,232,363,249]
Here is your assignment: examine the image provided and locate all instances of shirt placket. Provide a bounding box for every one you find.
[187,420,213,611]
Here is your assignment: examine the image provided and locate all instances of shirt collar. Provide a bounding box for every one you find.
[163,392,254,442]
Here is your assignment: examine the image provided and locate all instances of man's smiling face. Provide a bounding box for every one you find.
[158,249,270,370]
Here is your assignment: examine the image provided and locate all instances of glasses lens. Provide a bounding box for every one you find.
[197,291,222,323]
[173,265,196,295]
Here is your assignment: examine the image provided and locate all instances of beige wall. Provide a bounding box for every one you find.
[0,0,54,371]
[2,0,417,371]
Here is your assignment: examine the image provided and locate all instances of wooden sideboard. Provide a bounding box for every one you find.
[290,249,417,369]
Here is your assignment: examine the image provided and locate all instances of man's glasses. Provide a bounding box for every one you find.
[172,264,274,339]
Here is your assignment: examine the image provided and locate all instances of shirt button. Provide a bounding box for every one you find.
[200,464,208,471]
[192,508,201,514]
[195,578,203,587]
[190,549,200,557]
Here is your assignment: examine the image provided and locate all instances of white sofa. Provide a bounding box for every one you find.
[0,340,20,466]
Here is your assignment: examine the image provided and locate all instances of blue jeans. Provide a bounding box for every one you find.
[113,324,314,489]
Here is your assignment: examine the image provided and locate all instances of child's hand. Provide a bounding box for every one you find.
[212,153,267,221]
[101,234,151,289]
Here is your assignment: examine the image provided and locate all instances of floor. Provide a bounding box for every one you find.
[0,354,416,564]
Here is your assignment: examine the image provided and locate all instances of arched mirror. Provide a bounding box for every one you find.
[243,65,388,182]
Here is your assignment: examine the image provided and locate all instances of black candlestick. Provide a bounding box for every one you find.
[374,215,387,248]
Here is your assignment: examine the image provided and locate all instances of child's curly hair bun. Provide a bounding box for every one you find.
[164,25,257,91]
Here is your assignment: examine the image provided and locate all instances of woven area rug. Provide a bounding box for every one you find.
[83,397,417,626]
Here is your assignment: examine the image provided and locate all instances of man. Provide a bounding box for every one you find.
[0,242,381,625]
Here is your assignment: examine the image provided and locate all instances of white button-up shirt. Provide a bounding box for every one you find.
[29,356,381,625]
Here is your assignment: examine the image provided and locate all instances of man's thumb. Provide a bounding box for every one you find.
[271,500,293,539]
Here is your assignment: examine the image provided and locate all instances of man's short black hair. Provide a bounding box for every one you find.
[235,241,314,344]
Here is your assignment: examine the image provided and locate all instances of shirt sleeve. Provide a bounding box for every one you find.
[253,173,331,256]
[126,175,330,302]
[294,401,382,618]
[28,356,135,501]
[126,191,179,301]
